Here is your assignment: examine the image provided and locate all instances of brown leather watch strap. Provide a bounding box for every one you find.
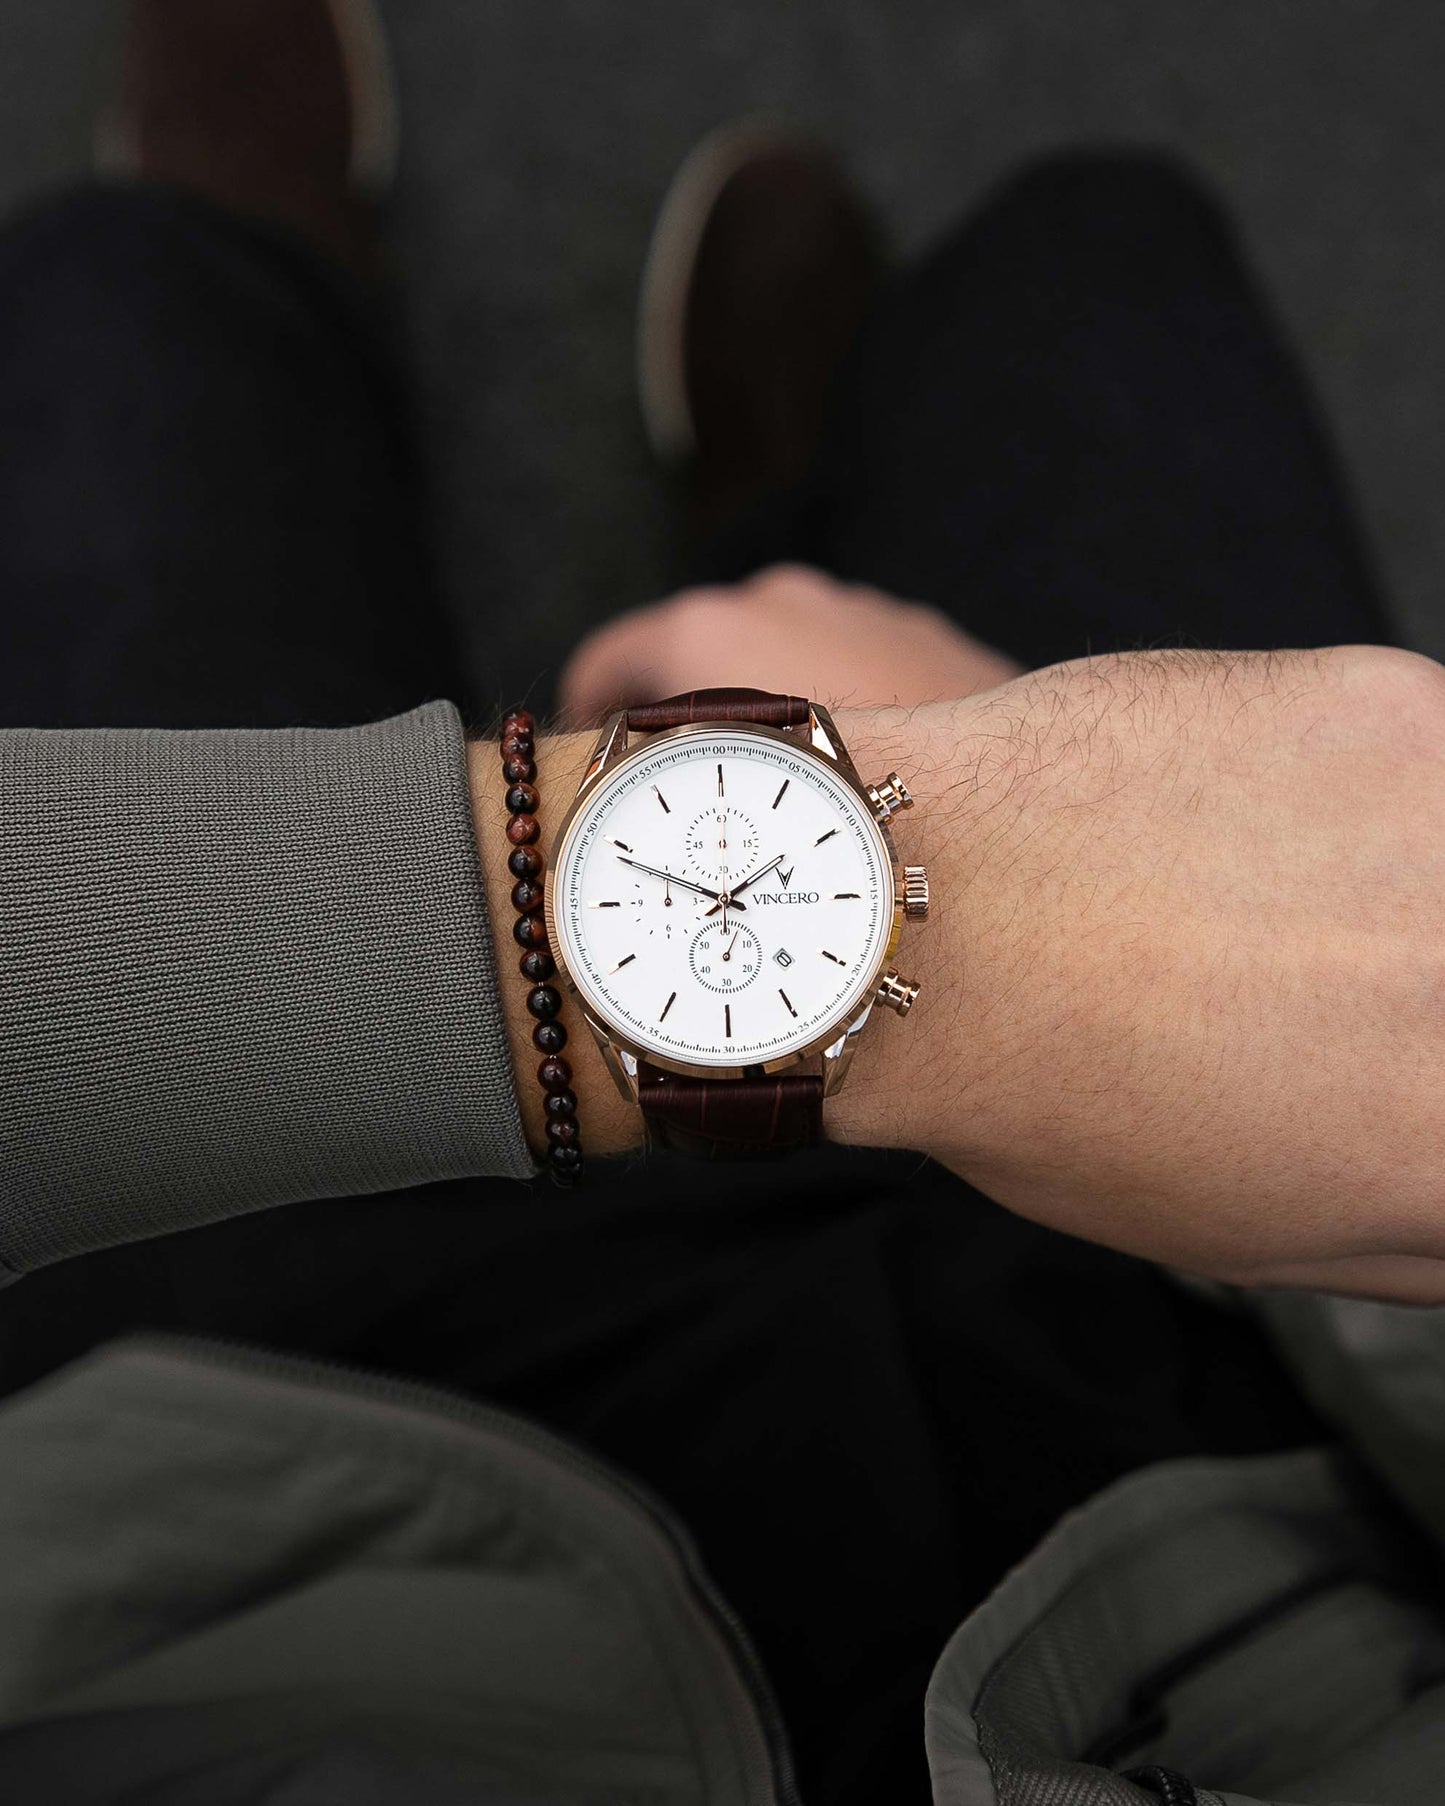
[636,1063,823,1158]
[625,687,811,732]
[629,686,823,1158]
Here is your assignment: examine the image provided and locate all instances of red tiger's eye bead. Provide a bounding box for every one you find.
[495,715,581,1184]
[513,914,548,949]
[547,1143,583,1181]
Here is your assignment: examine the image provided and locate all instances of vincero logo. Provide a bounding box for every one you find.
[751,864,819,904]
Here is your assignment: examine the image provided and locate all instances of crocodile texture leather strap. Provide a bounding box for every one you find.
[630,687,822,1157]
[637,1064,823,1158]
[626,687,811,733]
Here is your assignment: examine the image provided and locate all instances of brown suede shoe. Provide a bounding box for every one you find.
[638,122,882,537]
[96,0,397,278]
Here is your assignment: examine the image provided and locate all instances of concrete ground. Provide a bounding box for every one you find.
[3,1,1443,706]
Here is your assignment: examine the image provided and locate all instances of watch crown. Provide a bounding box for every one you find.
[903,865,930,920]
[865,772,914,823]
[876,969,921,1016]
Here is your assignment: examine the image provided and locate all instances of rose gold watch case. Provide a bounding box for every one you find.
[543,704,908,1104]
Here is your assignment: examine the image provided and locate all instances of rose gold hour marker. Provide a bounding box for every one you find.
[814,828,839,846]
[653,786,670,813]
[724,1003,732,1038]
[608,953,637,974]
[833,892,860,900]
[659,990,676,1022]
[772,780,789,810]
[587,900,621,908]
[605,835,633,852]
[717,764,724,797]
[779,988,797,1017]
[820,948,845,966]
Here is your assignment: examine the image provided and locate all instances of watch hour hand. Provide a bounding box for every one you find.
[729,853,786,897]
[705,853,784,915]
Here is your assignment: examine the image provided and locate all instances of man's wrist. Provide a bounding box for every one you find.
[821,703,989,1157]
[469,729,644,1162]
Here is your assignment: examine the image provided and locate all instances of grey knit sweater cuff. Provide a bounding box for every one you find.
[0,702,534,1280]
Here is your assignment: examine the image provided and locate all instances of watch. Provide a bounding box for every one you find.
[544,687,928,1156]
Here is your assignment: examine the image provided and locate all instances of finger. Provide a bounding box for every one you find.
[558,603,678,728]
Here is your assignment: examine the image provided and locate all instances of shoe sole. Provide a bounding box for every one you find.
[326,0,398,193]
[94,0,399,196]
[636,115,810,463]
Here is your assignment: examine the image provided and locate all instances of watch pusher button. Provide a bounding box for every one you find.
[876,969,921,1015]
[865,772,913,822]
[903,865,929,920]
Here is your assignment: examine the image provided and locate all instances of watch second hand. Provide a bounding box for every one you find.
[615,855,745,909]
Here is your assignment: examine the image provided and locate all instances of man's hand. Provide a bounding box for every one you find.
[558,563,1021,725]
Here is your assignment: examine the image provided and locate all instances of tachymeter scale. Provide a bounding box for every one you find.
[553,732,893,1068]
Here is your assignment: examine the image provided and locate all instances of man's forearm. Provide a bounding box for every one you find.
[476,645,1445,1307]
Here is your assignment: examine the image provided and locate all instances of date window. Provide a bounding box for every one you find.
[773,947,794,969]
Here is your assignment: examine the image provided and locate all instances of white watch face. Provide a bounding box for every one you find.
[552,728,895,1069]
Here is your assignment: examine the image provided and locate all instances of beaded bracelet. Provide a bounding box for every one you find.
[499,707,583,1186]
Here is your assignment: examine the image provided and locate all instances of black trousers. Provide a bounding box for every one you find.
[0,156,1387,1806]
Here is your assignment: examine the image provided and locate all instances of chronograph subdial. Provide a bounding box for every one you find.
[684,807,760,887]
[688,919,761,993]
[644,876,710,941]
